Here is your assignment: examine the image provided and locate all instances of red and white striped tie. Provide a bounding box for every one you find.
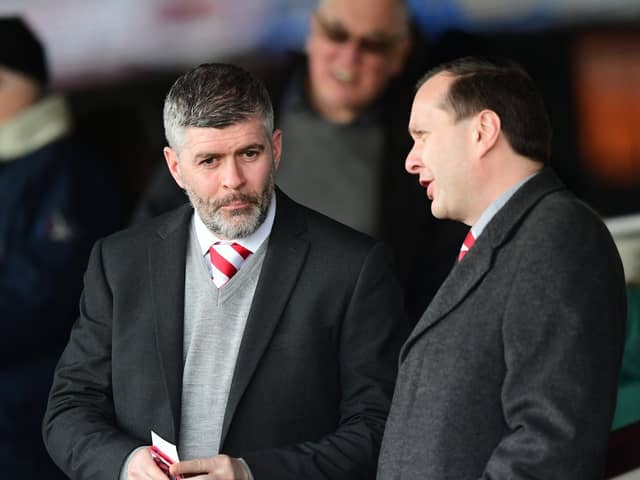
[458,230,475,262]
[208,242,252,287]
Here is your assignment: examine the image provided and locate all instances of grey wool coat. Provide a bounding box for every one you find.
[378,168,627,480]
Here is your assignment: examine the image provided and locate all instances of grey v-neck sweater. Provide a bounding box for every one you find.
[179,225,267,459]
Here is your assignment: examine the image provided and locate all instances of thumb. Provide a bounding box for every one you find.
[170,458,207,477]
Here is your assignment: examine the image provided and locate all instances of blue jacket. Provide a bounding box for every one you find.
[0,134,122,476]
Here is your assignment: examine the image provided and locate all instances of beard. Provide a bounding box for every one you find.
[184,167,275,240]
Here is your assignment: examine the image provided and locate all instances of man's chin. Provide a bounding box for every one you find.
[208,211,261,239]
[430,204,444,220]
[222,205,255,217]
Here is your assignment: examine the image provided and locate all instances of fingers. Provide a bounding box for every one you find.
[170,454,248,480]
[127,446,170,480]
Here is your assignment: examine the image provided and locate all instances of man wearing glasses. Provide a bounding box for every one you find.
[135,0,467,322]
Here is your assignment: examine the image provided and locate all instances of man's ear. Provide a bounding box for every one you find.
[474,109,501,157]
[164,146,185,189]
[271,129,283,171]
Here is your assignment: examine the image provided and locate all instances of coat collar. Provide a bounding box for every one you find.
[0,95,72,161]
[400,168,567,362]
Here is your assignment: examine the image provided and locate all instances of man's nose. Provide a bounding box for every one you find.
[222,159,245,189]
[335,39,361,66]
[405,144,422,174]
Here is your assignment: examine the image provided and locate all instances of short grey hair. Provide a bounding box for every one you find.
[163,63,274,152]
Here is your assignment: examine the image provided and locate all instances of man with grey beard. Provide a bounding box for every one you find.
[44,63,405,480]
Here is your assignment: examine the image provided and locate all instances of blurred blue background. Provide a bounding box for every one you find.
[0,0,638,86]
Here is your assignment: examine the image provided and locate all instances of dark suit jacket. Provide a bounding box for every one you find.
[43,190,406,480]
[377,169,627,479]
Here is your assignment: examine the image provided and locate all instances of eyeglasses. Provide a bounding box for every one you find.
[314,13,403,55]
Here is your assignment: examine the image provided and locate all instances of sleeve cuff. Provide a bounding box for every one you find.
[119,446,147,480]
[238,458,255,480]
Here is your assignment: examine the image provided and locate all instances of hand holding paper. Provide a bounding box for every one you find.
[150,430,248,480]
[170,454,249,480]
[150,431,182,480]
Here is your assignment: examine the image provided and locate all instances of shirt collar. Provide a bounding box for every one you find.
[193,193,276,255]
[471,171,540,240]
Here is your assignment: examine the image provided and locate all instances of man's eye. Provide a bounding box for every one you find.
[325,27,349,43]
[200,157,217,165]
[245,150,259,158]
[360,37,395,54]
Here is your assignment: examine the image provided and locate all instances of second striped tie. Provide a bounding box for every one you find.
[457,230,475,262]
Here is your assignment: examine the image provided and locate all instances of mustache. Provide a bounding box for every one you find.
[213,192,260,209]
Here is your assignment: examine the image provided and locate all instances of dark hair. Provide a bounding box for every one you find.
[418,56,552,163]
[316,0,410,37]
[163,63,274,151]
[0,17,48,85]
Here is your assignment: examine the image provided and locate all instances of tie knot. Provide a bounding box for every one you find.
[209,242,252,287]
[458,230,475,262]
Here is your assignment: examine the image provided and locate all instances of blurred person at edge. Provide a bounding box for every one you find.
[0,17,122,478]
[134,0,467,321]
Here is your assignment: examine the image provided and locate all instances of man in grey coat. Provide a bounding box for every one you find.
[377,56,627,479]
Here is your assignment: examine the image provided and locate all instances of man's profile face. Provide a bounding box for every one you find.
[165,116,282,239]
[305,0,410,122]
[405,72,476,224]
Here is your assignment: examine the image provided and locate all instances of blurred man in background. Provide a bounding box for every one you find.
[134,0,466,320]
[0,17,121,478]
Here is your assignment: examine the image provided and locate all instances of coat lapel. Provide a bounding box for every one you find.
[220,190,309,445]
[400,236,493,361]
[149,205,192,442]
[400,168,567,362]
